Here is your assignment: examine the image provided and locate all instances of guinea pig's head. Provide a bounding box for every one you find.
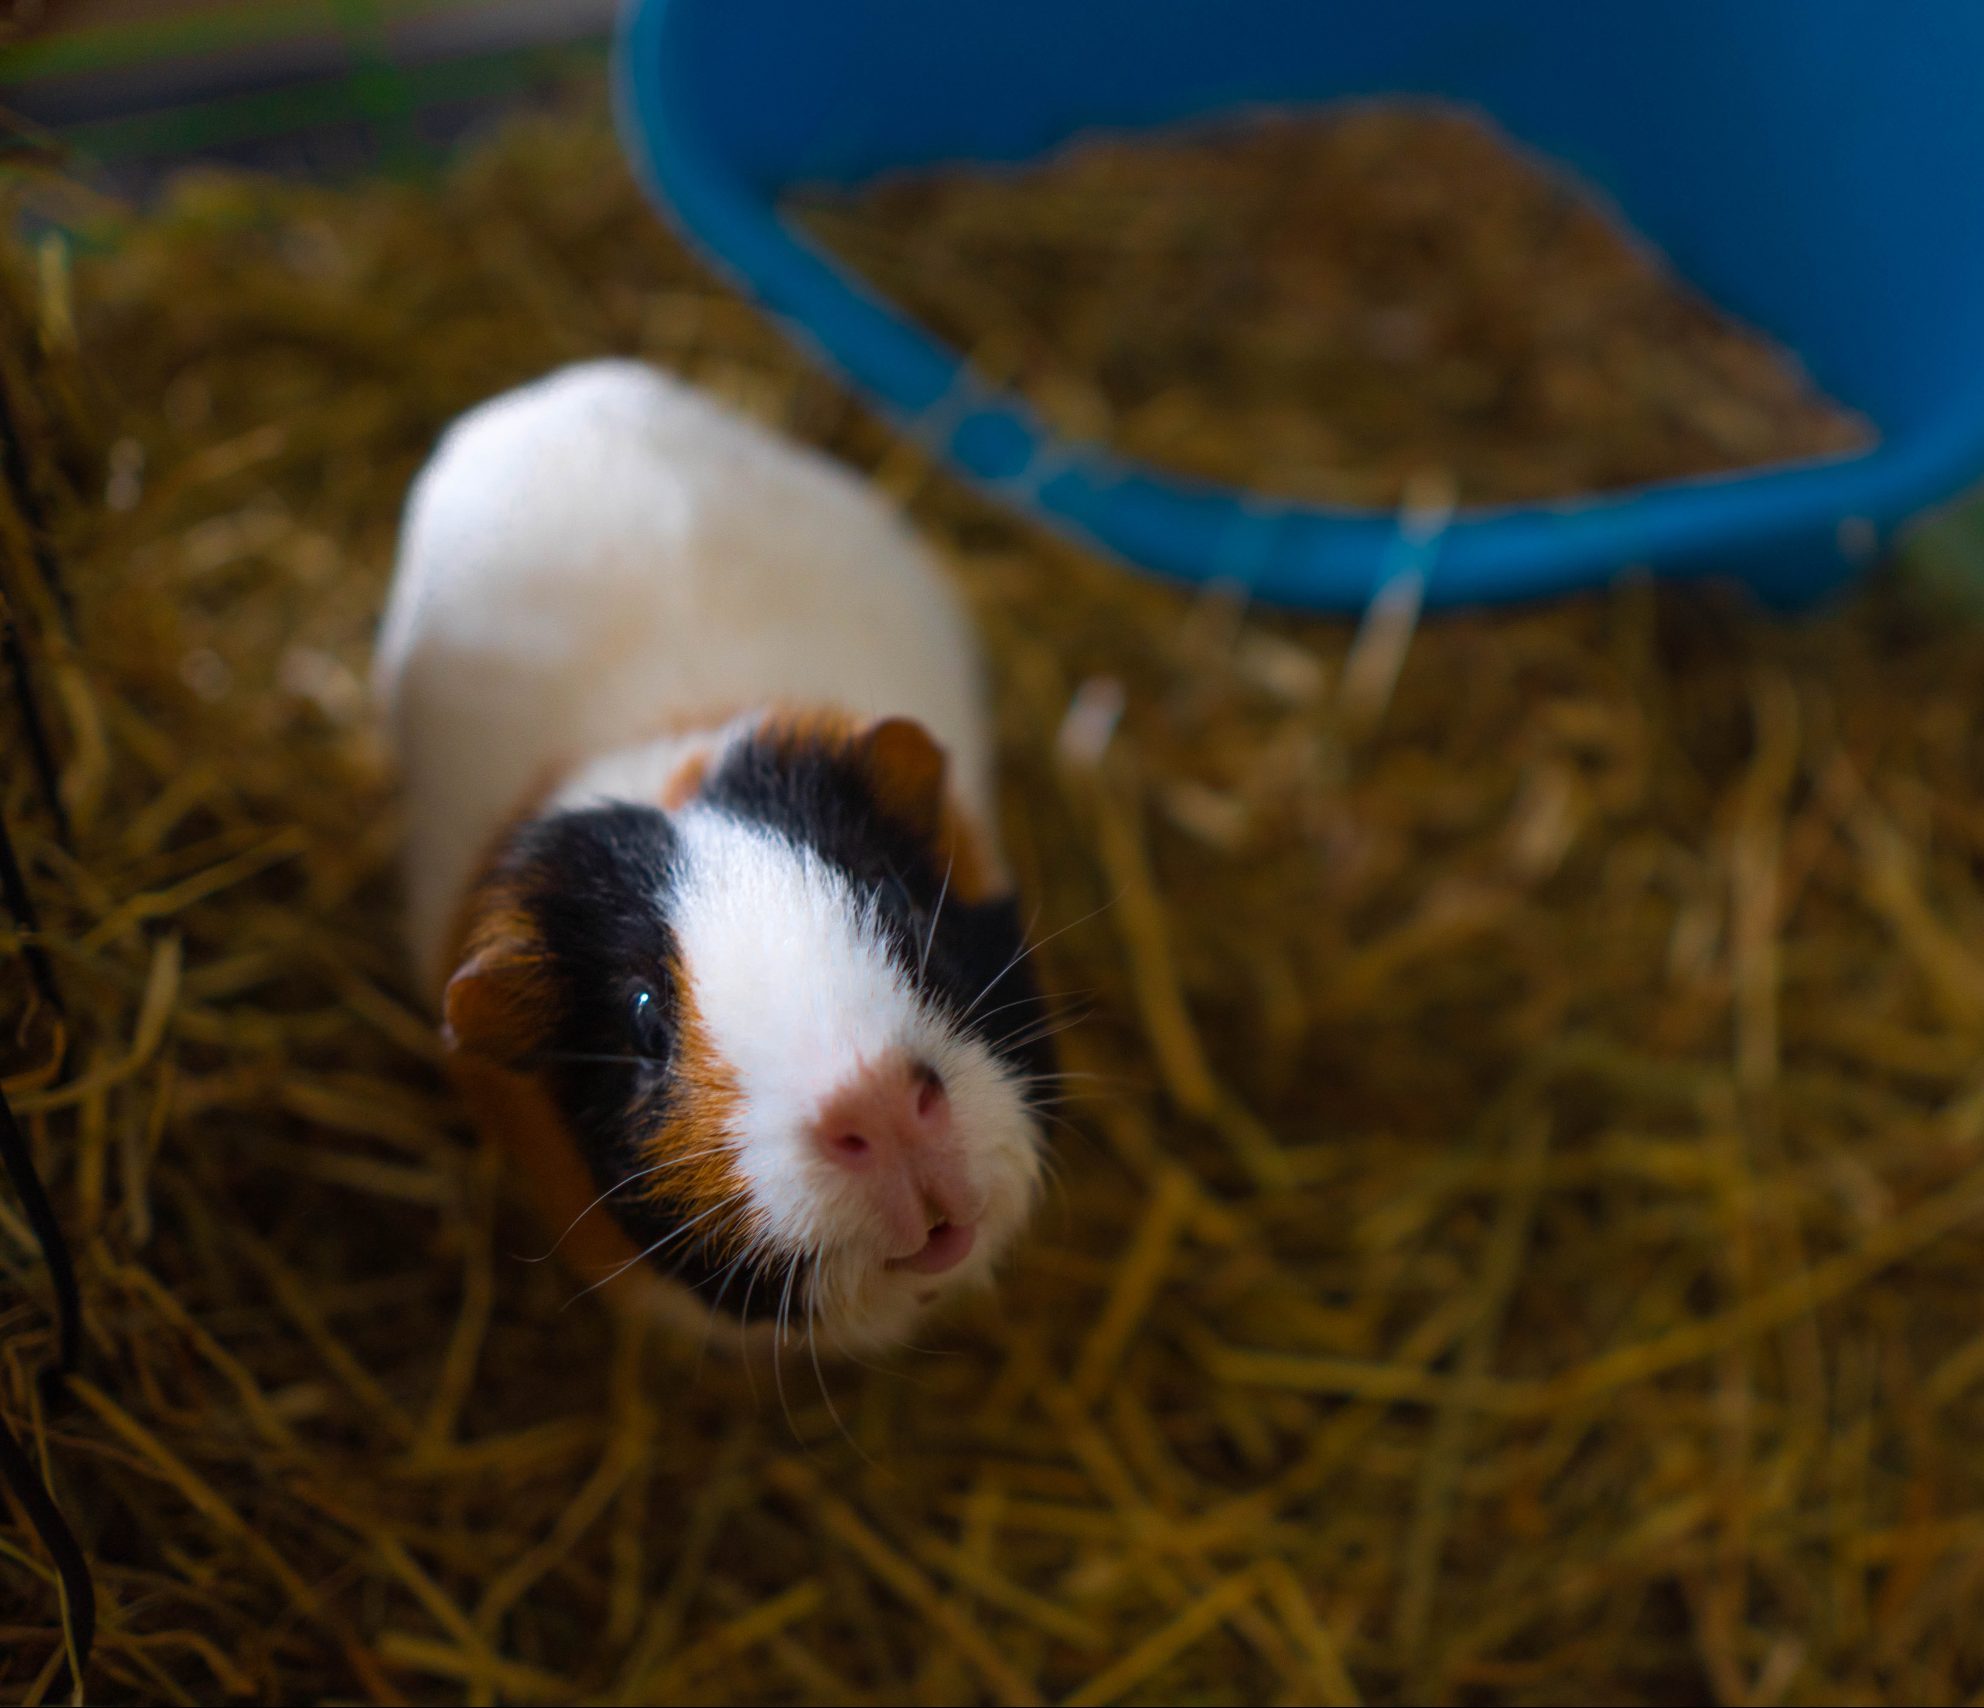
[443,713,1053,1353]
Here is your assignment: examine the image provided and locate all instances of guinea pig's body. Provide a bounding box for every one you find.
[376,361,1050,1351]
[377,360,994,993]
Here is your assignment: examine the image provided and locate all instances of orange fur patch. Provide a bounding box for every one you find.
[443,894,555,1064]
[443,868,753,1294]
[860,716,948,841]
[660,750,710,810]
[448,1050,656,1299]
[755,703,861,747]
[620,975,753,1253]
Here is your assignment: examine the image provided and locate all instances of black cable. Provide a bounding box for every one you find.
[0,1082,92,1690]
[0,601,72,854]
[0,1076,92,1691]
[0,348,79,852]
[0,806,63,1025]
[0,1087,80,1379]
[0,355,77,633]
[0,238,93,1697]
[0,1406,95,1695]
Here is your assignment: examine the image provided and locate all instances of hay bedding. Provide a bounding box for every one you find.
[2,104,1984,1706]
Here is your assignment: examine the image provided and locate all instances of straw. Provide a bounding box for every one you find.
[3,93,1983,1704]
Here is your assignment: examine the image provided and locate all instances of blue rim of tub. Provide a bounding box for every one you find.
[611,1,1984,613]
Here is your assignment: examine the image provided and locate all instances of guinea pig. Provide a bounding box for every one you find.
[374,359,1053,1353]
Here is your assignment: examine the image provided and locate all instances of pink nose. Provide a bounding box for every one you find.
[813,1058,978,1273]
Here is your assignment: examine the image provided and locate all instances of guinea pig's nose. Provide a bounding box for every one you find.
[815,1058,951,1166]
[811,1058,975,1260]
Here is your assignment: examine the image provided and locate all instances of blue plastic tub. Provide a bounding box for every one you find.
[614,0,1984,611]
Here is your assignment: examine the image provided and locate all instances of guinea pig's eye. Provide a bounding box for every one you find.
[627,984,669,1063]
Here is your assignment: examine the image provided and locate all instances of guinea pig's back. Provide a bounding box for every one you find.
[377,359,992,991]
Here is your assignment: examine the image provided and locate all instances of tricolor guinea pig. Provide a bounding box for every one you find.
[374,360,1053,1352]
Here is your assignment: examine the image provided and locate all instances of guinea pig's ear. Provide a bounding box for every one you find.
[856,716,949,841]
[442,927,552,1068]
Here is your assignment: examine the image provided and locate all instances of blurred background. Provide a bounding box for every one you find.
[7,0,612,188]
[11,0,1983,592]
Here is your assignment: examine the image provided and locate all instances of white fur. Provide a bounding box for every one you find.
[660,806,1039,1302]
[670,809,924,1247]
[376,359,994,994]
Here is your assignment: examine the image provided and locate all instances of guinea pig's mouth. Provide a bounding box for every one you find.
[883,1219,975,1277]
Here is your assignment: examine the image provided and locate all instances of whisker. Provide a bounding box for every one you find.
[970,986,1098,1028]
[998,1008,1096,1054]
[961,894,1121,1023]
[774,1256,803,1445]
[1027,1100,1086,1134]
[1016,1000,1098,1035]
[958,899,1043,1023]
[1023,1092,1096,1114]
[1024,1068,1145,1093]
[525,1048,669,1070]
[737,1267,765,1404]
[807,1289,869,1465]
[695,1245,761,1382]
[878,860,927,963]
[919,852,954,983]
[516,1146,735,1262]
[702,1246,757,1324]
[564,1191,747,1306]
[1038,1161,1075,1222]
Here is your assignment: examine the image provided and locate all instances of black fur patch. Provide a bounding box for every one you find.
[701,730,1056,1086]
[497,805,768,1310]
